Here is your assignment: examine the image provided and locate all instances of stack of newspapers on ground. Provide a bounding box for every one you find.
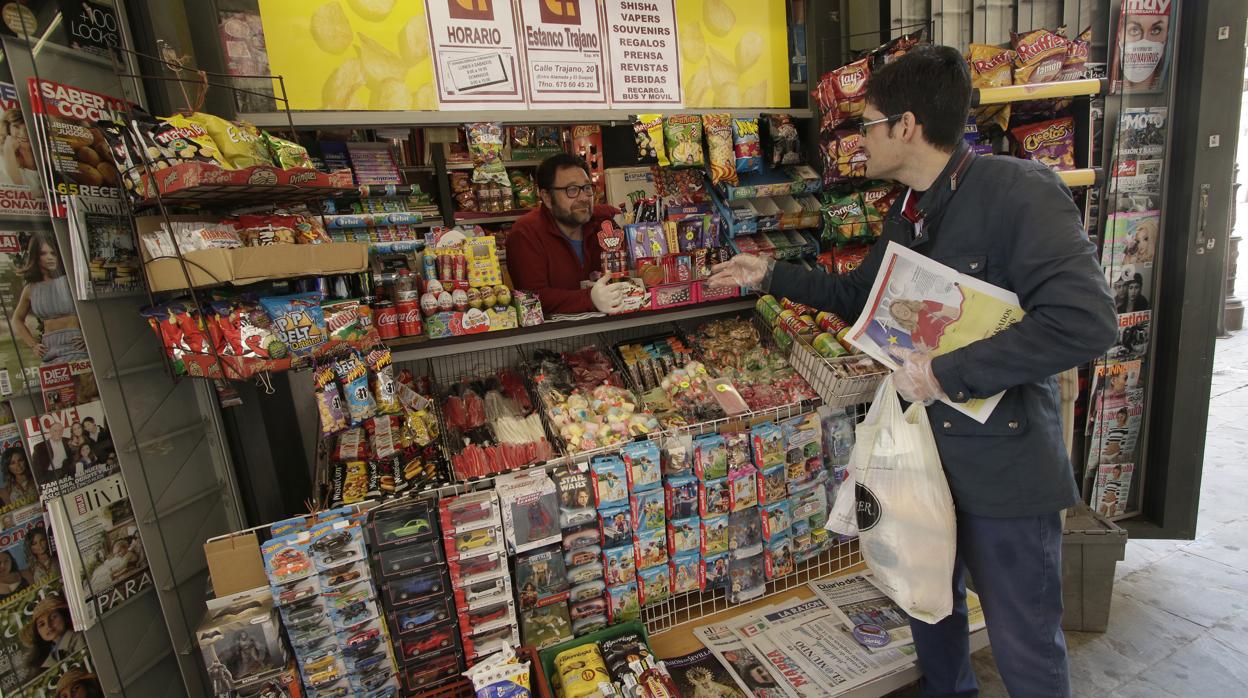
[688,571,985,697]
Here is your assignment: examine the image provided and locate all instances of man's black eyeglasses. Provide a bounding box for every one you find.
[548,184,594,198]
[859,114,903,136]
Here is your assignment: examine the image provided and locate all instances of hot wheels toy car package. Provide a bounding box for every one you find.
[263,534,315,585]
[554,463,597,529]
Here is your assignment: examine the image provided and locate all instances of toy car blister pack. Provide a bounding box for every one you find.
[369,496,438,549]
[456,574,511,611]
[554,464,596,528]
[376,539,443,578]
[383,567,446,608]
[391,595,454,636]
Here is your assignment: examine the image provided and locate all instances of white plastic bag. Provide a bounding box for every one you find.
[828,377,956,623]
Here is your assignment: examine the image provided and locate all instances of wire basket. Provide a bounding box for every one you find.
[785,334,888,409]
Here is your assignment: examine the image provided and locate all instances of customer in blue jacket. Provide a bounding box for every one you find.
[710,45,1117,698]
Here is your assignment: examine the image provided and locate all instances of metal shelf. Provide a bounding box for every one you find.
[446,159,544,171]
[238,107,818,129]
[972,78,1106,107]
[388,298,755,362]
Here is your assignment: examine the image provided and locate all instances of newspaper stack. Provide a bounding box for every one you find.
[693,572,984,697]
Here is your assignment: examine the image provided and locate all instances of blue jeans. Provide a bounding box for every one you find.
[908,511,1071,698]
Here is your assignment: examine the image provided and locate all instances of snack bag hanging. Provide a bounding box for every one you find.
[663,114,704,169]
[701,114,738,186]
[1011,27,1070,84]
[731,118,762,174]
[966,44,1016,133]
[827,377,956,623]
[185,112,270,168]
[634,114,668,167]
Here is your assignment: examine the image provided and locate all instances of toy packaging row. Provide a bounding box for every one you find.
[550,627,678,698]
[259,506,401,698]
[195,588,291,697]
[361,495,471,694]
[440,491,523,668]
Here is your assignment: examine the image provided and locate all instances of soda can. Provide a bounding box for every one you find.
[816,311,848,335]
[397,299,422,337]
[814,332,848,358]
[374,301,399,340]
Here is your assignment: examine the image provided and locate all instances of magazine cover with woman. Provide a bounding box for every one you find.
[0,580,103,697]
[845,242,1024,423]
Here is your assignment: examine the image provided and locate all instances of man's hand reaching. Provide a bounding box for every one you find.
[893,352,946,405]
[708,254,773,291]
[590,274,627,314]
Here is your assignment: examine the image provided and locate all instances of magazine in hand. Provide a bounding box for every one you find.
[20,400,115,501]
[45,471,152,629]
[845,241,1024,423]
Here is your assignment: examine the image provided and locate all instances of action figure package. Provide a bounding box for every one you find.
[599,505,632,549]
[637,564,671,606]
[667,516,700,556]
[633,527,668,570]
[728,550,766,603]
[698,477,730,518]
[590,454,629,508]
[603,545,637,586]
[607,581,640,623]
[819,405,856,468]
[520,602,573,650]
[750,421,785,469]
[701,551,729,590]
[515,544,569,608]
[760,500,792,541]
[728,466,758,512]
[765,535,795,579]
[693,433,728,480]
[630,489,666,533]
[728,508,763,559]
[700,514,729,556]
[669,551,701,595]
[554,464,596,529]
[195,593,286,688]
[662,433,694,476]
[621,439,662,493]
[724,430,752,474]
[664,474,699,520]
[496,469,560,554]
[758,464,788,507]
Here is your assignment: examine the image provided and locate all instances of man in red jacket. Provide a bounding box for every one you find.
[506,153,625,315]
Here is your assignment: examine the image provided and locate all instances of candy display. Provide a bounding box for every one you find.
[441,367,554,480]
[531,346,660,454]
[691,317,818,410]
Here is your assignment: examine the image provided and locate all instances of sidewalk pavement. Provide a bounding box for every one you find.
[894,329,1248,697]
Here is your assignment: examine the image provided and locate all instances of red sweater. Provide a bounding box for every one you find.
[506,204,618,314]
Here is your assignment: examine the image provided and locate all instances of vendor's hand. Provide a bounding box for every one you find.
[590,274,627,314]
[893,352,945,405]
[708,254,772,291]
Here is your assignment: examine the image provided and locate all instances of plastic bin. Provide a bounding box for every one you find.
[1061,503,1128,632]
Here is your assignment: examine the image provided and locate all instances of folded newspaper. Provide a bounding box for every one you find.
[692,571,985,697]
[845,241,1024,423]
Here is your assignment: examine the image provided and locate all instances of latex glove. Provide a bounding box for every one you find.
[590,274,627,314]
[708,254,773,291]
[893,353,946,405]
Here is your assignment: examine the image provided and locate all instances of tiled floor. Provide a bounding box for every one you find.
[890,329,1248,697]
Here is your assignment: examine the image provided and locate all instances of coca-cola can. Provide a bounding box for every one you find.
[397,299,422,337]
[374,301,400,340]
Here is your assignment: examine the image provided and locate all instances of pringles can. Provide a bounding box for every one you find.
[813,332,848,358]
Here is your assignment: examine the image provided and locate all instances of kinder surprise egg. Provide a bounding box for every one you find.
[494,285,512,307]
[426,279,444,296]
[466,287,483,310]
[437,291,454,312]
[420,292,439,317]
[452,288,468,312]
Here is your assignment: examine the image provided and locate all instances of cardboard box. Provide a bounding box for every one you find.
[204,532,268,597]
[137,215,369,292]
[604,167,656,208]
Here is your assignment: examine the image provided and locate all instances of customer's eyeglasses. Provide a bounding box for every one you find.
[549,184,595,198]
[859,114,903,136]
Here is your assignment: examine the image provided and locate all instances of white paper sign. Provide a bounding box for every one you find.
[603,0,682,106]
[426,0,526,109]
[518,0,609,108]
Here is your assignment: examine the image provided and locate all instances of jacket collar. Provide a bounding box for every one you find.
[895,141,975,248]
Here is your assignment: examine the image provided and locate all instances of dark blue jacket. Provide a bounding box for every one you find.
[770,143,1118,517]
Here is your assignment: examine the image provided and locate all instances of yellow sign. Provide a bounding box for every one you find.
[676,0,790,108]
[258,0,437,110]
